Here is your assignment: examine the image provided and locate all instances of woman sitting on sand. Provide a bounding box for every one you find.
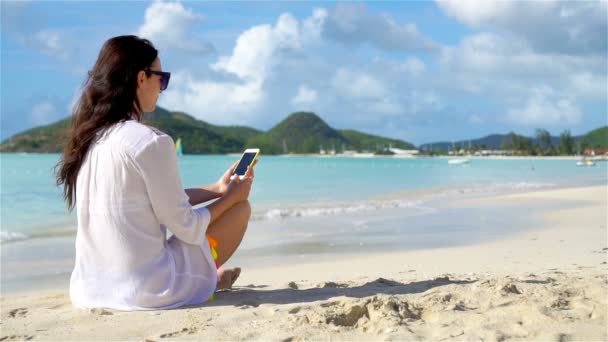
[55,35,253,310]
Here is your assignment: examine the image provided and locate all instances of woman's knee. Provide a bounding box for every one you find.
[234,200,251,221]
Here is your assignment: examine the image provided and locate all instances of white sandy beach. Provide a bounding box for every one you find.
[1,185,606,341]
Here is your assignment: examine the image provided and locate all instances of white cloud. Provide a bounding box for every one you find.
[302,8,327,44]
[160,10,323,124]
[146,3,603,138]
[368,98,402,115]
[33,31,61,52]
[439,32,607,100]
[405,92,443,115]
[18,30,68,60]
[291,85,318,106]
[30,101,57,126]
[323,3,438,53]
[211,24,274,81]
[398,57,426,76]
[469,114,484,124]
[1,2,81,62]
[436,0,607,55]
[436,0,514,26]
[0,3,67,59]
[569,72,608,100]
[159,71,263,124]
[137,1,212,54]
[212,13,301,82]
[435,30,601,129]
[507,87,582,126]
[328,67,442,118]
[331,68,387,100]
[441,33,527,75]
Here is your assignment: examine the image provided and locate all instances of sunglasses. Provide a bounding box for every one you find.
[145,69,171,91]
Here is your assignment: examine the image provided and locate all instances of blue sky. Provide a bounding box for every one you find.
[1,1,606,145]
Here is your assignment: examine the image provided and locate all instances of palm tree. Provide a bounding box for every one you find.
[559,130,574,155]
[535,128,551,155]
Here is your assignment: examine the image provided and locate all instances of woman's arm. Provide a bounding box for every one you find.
[185,184,222,206]
[186,161,239,206]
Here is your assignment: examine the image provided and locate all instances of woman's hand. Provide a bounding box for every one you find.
[224,165,254,205]
[216,161,238,195]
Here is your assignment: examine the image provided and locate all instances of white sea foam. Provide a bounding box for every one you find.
[251,182,555,221]
[434,182,555,198]
[0,182,557,242]
[1,231,29,243]
[0,227,77,244]
[252,199,433,221]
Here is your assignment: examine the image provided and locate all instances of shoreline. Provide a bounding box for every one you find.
[5,171,605,246]
[3,151,605,160]
[1,182,604,291]
[2,185,606,340]
[0,179,554,245]
[272,153,601,160]
[235,185,607,284]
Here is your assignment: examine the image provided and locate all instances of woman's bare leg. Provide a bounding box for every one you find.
[205,200,251,267]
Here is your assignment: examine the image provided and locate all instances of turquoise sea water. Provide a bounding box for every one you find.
[1,153,606,292]
[1,153,606,243]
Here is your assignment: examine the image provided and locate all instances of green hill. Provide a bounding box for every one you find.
[339,130,415,151]
[0,106,262,154]
[420,127,608,152]
[247,112,349,154]
[0,109,415,155]
[0,117,71,153]
[246,112,415,154]
[580,126,608,149]
[142,107,262,153]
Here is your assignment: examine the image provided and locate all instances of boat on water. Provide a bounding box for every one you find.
[576,158,595,167]
[175,138,183,156]
[448,158,471,165]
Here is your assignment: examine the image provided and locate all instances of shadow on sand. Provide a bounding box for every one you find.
[193,277,477,308]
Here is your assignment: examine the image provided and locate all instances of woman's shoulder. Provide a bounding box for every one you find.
[120,120,167,137]
[113,120,172,154]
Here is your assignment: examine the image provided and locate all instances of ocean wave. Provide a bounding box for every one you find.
[1,231,29,243]
[1,182,556,242]
[1,228,76,244]
[251,182,555,221]
[434,182,555,198]
[251,199,433,221]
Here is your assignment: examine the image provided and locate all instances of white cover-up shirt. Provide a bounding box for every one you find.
[70,119,217,310]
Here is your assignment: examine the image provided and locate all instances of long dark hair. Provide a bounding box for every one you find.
[55,35,158,211]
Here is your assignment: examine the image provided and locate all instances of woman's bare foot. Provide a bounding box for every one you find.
[217,267,241,290]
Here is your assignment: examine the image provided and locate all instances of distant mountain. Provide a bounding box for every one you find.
[419,128,607,152]
[339,130,415,151]
[143,107,262,154]
[246,112,415,154]
[0,106,262,154]
[6,105,599,155]
[0,108,414,155]
[580,126,608,149]
[247,112,348,154]
[0,117,71,153]
[420,134,560,151]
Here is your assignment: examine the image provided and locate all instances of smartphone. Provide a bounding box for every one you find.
[231,148,260,180]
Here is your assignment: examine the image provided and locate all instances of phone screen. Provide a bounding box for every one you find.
[234,152,257,176]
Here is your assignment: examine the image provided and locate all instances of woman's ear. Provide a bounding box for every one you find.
[137,70,146,85]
